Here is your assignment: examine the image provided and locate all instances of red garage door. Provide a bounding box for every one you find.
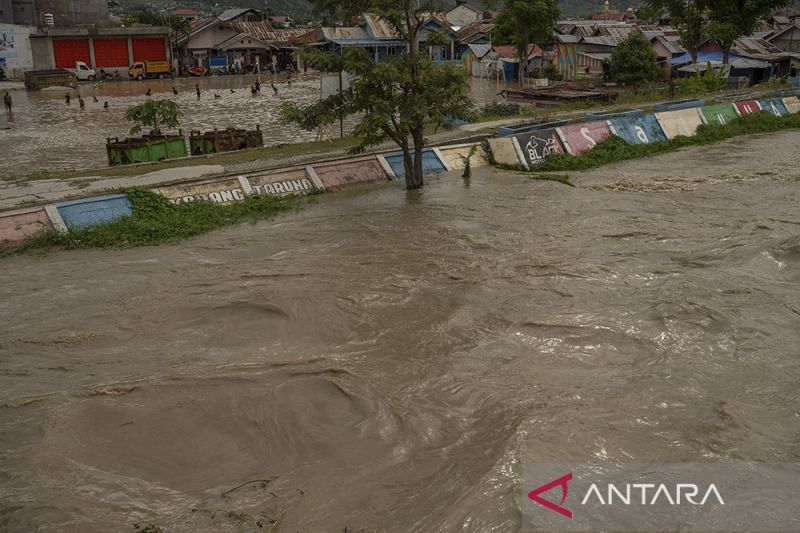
[93,39,130,67]
[53,39,91,69]
[131,38,166,61]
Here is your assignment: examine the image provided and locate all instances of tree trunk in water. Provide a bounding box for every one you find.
[690,49,698,64]
[722,48,731,65]
[402,151,418,189]
[405,127,425,190]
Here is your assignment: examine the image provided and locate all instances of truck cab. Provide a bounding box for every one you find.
[74,61,97,81]
[129,60,171,80]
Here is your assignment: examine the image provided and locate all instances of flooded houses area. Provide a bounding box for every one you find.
[2,3,798,177]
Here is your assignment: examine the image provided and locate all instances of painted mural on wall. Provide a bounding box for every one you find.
[0,24,34,73]
[0,24,19,70]
[557,122,612,156]
[553,43,578,81]
[608,115,667,145]
[514,129,564,167]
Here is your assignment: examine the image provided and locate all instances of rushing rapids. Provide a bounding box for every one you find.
[1,131,799,532]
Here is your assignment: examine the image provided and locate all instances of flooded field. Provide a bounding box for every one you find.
[1,131,799,532]
[0,76,508,178]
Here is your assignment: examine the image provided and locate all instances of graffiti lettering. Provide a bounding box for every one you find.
[252,178,313,196]
[169,188,244,204]
[525,134,557,165]
[579,127,597,149]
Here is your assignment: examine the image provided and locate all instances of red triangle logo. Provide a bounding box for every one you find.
[528,472,573,519]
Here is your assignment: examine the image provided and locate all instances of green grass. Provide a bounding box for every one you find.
[2,187,305,256]
[537,111,800,172]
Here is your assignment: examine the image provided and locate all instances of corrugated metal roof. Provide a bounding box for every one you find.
[446,2,482,14]
[659,36,684,55]
[456,20,495,39]
[216,33,276,51]
[189,17,213,32]
[330,38,406,46]
[555,23,577,35]
[218,8,258,21]
[467,43,492,58]
[733,37,783,56]
[321,26,369,41]
[363,14,399,39]
[232,23,316,44]
[597,26,636,44]
[554,34,581,43]
[582,36,616,46]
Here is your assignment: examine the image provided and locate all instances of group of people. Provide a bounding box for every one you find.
[63,92,109,109]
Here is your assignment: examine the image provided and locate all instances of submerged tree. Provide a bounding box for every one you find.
[125,100,182,136]
[282,0,472,190]
[607,31,661,87]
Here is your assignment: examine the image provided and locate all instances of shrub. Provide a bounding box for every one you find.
[607,31,661,87]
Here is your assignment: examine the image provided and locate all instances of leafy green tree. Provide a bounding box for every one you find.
[125,100,182,136]
[489,0,560,81]
[705,0,792,63]
[165,15,192,61]
[282,1,473,190]
[607,31,661,87]
[644,0,707,64]
[637,3,665,24]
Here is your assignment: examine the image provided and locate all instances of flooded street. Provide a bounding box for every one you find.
[0,76,506,178]
[1,131,799,532]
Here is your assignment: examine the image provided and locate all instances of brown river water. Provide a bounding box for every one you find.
[1,132,800,532]
[0,76,506,178]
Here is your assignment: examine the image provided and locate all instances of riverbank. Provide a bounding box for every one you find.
[1,78,789,185]
[3,109,799,257]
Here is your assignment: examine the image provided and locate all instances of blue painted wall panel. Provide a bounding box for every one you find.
[384,149,447,177]
[757,99,789,116]
[608,114,668,145]
[57,194,133,230]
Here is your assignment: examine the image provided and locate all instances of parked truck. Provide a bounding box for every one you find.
[129,60,171,80]
[73,61,97,81]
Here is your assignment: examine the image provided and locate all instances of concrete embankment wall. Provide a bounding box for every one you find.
[0,151,432,245]
[2,92,799,246]
[486,92,800,168]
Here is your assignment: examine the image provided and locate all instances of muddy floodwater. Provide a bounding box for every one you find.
[0,76,507,178]
[1,132,800,532]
